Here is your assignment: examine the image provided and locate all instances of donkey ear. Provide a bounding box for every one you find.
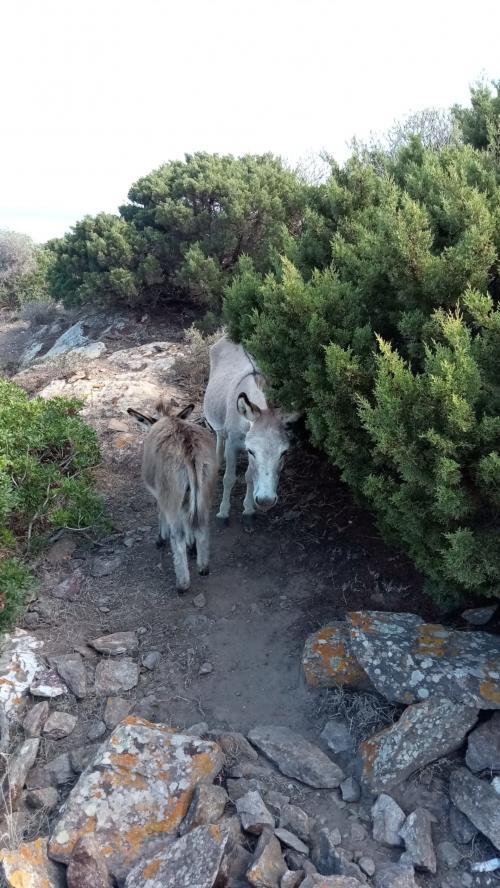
[282,410,302,428]
[237,392,261,423]
[177,404,195,420]
[127,408,156,426]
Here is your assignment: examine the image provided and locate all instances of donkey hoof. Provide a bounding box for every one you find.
[242,512,255,528]
[156,535,166,549]
[216,515,229,527]
[198,566,209,577]
[176,585,190,595]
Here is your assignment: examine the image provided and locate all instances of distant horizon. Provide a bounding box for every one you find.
[1,0,499,244]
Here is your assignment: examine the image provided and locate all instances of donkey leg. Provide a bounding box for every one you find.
[217,439,237,522]
[194,522,210,576]
[243,464,255,519]
[216,431,225,466]
[169,523,190,593]
[156,511,169,548]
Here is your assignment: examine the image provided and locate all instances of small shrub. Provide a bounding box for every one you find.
[173,324,225,398]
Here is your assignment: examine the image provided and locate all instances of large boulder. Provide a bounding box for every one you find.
[347,611,500,708]
[48,716,223,881]
[124,824,228,888]
[449,768,500,851]
[360,697,478,791]
[302,623,373,689]
[248,725,344,788]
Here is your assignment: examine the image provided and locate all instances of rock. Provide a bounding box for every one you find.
[124,823,228,888]
[312,827,341,875]
[228,760,275,779]
[360,696,478,790]
[0,837,65,887]
[301,878,364,888]
[266,790,291,818]
[30,669,68,699]
[87,719,106,740]
[51,570,84,601]
[188,721,209,736]
[179,783,228,834]
[220,813,245,849]
[275,828,309,855]
[0,629,43,721]
[320,719,355,755]
[349,822,366,843]
[103,695,131,728]
[462,605,497,626]
[449,767,500,851]
[371,794,405,847]
[437,841,463,868]
[236,790,275,834]
[28,751,73,788]
[142,650,161,670]
[280,803,310,843]
[26,787,59,810]
[89,631,138,655]
[193,593,206,608]
[205,729,259,762]
[46,536,77,563]
[44,322,88,358]
[69,744,100,774]
[347,610,500,709]
[247,830,287,888]
[67,836,112,888]
[199,661,213,675]
[303,623,373,689]
[226,777,264,803]
[449,804,476,844]
[3,738,40,805]
[94,657,139,694]
[374,861,418,888]
[49,717,224,880]
[108,418,130,432]
[51,654,87,698]
[23,700,49,737]
[220,843,253,885]
[359,857,375,876]
[340,776,360,802]
[248,725,344,788]
[466,712,500,772]
[90,555,123,578]
[43,710,77,739]
[281,872,305,888]
[399,808,436,873]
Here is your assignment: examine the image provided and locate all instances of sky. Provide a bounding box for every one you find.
[1,0,499,244]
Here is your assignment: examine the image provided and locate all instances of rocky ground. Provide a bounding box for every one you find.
[0,305,499,888]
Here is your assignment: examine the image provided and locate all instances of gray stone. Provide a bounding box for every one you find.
[437,841,463,868]
[193,593,206,608]
[275,828,308,855]
[28,751,73,788]
[312,827,341,875]
[124,824,228,887]
[94,657,139,694]
[266,790,291,818]
[103,695,131,729]
[359,857,375,877]
[49,722,223,880]
[340,776,360,802]
[226,777,264,804]
[360,696,478,790]
[219,843,253,886]
[44,322,88,358]
[3,738,40,805]
[450,767,500,851]
[374,861,418,888]
[26,786,59,810]
[301,877,363,888]
[399,808,436,873]
[69,744,100,774]
[0,630,43,722]
[89,631,138,655]
[371,794,405,847]
[349,822,366,843]
[449,804,476,844]
[23,700,49,737]
[347,610,500,709]
[51,654,87,699]
[279,803,309,843]
[321,719,354,755]
[236,790,275,835]
[248,725,344,788]
[30,669,67,698]
[281,871,305,888]
[462,606,497,626]
[51,570,84,601]
[228,760,275,779]
[187,721,209,736]
[141,650,161,670]
[90,555,123,578]
[466,712,500,772]
[43,710,77,739]
[199,661,213,675]
[247,830,287,888]
[87,719,106,741]
[179,783,228,834]
[67,836,112,888]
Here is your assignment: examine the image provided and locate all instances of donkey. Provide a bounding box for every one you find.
[127,401,217,592]
[203,335,299,522]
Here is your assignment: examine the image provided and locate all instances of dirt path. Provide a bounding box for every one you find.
[7,308,441,747]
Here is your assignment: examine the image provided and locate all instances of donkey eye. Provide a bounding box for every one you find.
[247,449,255,457]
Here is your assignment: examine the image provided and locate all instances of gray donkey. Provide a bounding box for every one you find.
[203,335,299,522]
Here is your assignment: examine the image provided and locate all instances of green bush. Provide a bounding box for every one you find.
[0,229,54,307]
[225,121,500,603]
[48,153,307,313]
[0,379,106,628]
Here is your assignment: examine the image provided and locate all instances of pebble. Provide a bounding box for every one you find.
[359,856,376,876]
[193,593,206,608]
[87,720,107,741]
[91,555,123,577]
[199,661,213,675]
[141,650,161,670]
[341,776,361,802]
[43,710,77,739]
[23,701,49,738]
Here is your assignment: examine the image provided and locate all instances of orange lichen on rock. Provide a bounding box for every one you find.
[480,679,500,705]
[302,624,372,689]
[0,837,63,887]
[415,624,449,658]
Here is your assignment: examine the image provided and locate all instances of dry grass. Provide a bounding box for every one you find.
[19,300,60,327]
[172,325,225,400]
[315,686,402,744]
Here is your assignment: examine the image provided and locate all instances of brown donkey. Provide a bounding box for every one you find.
[128,402,217,592]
